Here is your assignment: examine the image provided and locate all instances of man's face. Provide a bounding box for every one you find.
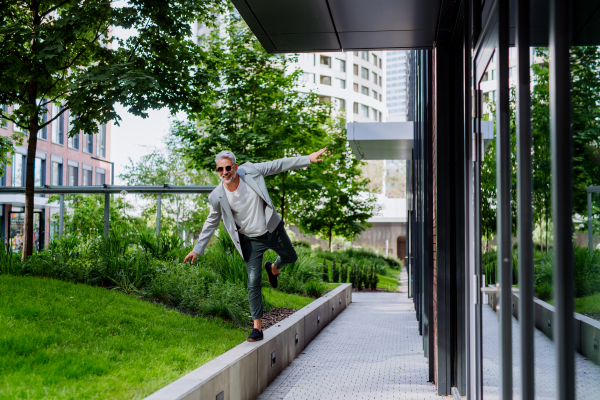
[216,158,238,184]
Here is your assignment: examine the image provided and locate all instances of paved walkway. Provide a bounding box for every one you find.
[482,301,600,399]
[257,271,441,400]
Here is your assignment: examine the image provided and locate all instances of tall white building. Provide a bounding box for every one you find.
[295,51,387,123]
[385,51,409,122]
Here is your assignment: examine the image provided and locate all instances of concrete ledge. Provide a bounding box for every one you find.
[145,283,353,400]
[487,286,600,365]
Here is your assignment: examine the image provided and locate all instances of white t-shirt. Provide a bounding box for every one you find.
[224,178,268,237]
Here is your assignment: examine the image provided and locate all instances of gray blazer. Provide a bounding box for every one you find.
[192,155,311,258]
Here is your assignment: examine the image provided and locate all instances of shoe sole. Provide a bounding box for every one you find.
[247,337,263,342]
[264,262,278,289]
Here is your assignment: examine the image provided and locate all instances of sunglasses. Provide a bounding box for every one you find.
[216,165,233,173]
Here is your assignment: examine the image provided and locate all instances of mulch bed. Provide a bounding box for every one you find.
[261,307,298,330]
[582,313,600,322]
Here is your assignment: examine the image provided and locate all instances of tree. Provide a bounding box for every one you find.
[173,13,331,224]
[48,194,138,237]
[293,122,377,251]
[120,130,218,237]
[0,0,224,259]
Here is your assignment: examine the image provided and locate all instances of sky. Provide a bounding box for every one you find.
[110,105,185,184]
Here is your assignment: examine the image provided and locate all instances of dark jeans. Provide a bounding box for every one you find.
[240,221,298,320]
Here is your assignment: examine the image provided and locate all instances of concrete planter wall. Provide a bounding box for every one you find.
[145,283,352,400]
[487,285,600,365]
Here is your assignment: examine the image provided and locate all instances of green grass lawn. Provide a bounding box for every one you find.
[574,293,600,314]
[262,287,314,309]
[377,267,401,292]
[545,293,600,315]
[0,275,248,400]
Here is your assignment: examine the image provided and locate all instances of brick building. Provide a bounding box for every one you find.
[0,105,111,250]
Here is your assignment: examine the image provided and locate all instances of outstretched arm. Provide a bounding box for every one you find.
[184,203,221,264]
[252,148,328,176]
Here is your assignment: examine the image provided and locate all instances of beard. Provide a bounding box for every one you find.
[221,171,237,184]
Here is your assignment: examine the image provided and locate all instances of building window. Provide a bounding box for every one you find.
[83,133,93,154]
[371,108,378,120]
[97,124,106,158]
[51,104,64,145]
[68,165,78,186]
[361,67,369,79]
[353,83,359,92]
[361,105,369,117]
[491,70,495,80]
[0,105,7,129]
[319,95,331,104]
[302,72,315,83]
[336,78,346,89]
[82,168,92,186]
[378,111,382,122]
[11,105,25,133]
[373,90,378,100]
[305,54,316,66]
[361,51,368,60]
[67,114,79,150]
[96,170,106,185]
[336,59,346,72]
[34,157,45,187]
[37,106,48,139]
[337,98,346,111]
[12,154,24,186]
[353,102,359,114]
[353,64,359,75]
[379,94,382,102]
[361,86,369,96]
[379,58,382,69]
[51,161,63,186]
[320,75,332,86]
[372,72,378,84]
[373,54,378,66]
[482,71,489,82]
[353,51,359,56]
[320,55,331,67]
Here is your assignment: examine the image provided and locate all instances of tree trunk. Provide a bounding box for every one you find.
[22,1,42,261]
[23,117,39,260]
[328,220,333,252]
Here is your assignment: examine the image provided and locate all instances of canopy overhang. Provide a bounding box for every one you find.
[347,122,414,160]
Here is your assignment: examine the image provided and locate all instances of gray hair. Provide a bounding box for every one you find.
[215,150,236,165]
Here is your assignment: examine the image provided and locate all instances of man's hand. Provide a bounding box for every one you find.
[309,148,327,163]
[184,251,199,264]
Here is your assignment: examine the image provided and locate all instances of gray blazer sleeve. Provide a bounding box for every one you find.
[251,155,311,176]
[192,203,222,255]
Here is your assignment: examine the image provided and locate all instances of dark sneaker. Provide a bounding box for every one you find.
[247,328,263,342]
[264,261,278,289]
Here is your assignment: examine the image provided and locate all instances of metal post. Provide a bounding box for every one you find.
[497,0,513,398]
[104,193,110,239]
[588,192,593,252]
[516,0,534,398]
[59,194,64,238]
[156,194,162,236]
[550,0,575,398]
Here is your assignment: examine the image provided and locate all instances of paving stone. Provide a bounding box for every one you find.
[257,272,441,400]
[482,300,600,399]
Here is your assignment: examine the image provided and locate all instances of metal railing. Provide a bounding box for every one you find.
[0,184,217,238]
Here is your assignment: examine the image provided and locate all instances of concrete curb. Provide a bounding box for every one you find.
[144,283,353,400]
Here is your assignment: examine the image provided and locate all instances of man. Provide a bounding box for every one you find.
[184,148,327,342]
